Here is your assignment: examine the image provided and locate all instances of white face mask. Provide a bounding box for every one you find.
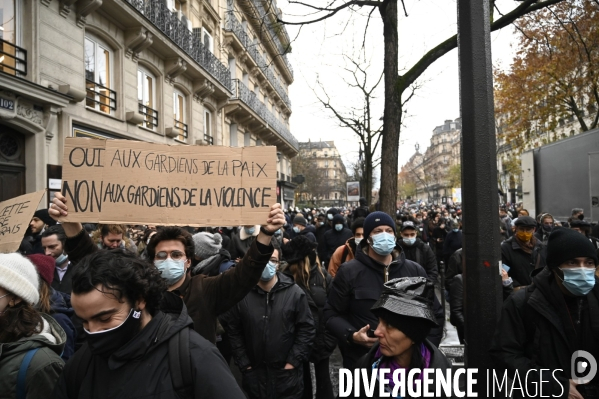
[354,237,363,245]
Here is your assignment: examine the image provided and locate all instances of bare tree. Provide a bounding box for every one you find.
[315,56,384,205]
[274,0,566,215]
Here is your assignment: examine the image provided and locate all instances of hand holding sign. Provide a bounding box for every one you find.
[48,192,83,238]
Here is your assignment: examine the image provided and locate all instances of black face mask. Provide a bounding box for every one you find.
[85,308,142,357]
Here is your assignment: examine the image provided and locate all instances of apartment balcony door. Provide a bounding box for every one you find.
[0,127,25,201]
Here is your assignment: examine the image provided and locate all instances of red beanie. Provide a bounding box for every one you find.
[27,254,55,285]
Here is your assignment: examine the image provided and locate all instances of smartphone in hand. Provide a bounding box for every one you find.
[366,328,376,338]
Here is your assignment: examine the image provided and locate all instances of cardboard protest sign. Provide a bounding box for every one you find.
[59,138,277,226]
[0,190,46,253]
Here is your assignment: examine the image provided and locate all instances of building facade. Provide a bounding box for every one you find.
[295,140,347,207]
[399,118,462,203]
[0,0,298,209]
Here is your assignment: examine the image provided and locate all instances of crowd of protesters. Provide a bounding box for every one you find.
[1,193,598,399]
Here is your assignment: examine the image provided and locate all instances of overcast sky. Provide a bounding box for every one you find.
[279,0,520,187]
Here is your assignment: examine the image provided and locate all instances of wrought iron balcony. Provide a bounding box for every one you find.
[225,11,291,109]
[124,0,231,92]
[174,119,188,139]
[204,134,214,145]
[86,79,117,113]
[0,39,27,76]
[138,103,158,129]
[231,79,298,151]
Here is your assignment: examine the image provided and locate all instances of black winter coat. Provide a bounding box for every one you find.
[298,224,317,243]
[52,301,244,399]
[489,267,599,399]
[324,228,353,264]
[348,341,456,399]
[397,238,438,283]
[315,224,331,264]
[442,230,462,257]
[220,273,315,399]
[51,262,75,294]
[501,236,541,287]
[323,246,444,368]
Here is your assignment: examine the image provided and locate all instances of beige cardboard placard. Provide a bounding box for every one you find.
[59,138,277,226]
[0,190,46,253]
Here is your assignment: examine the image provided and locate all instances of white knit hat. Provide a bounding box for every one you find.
[192,232,223,259]
[0,253,40,305]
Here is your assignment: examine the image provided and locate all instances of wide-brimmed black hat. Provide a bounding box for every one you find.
[371,277,438,327]
[281,235,318,265]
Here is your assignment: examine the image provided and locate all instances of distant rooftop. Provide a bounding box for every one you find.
[299,140,336,150]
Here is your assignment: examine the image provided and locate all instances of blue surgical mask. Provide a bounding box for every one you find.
[293,226,300,233]
[244,227,256,235]
[154,259,186,286]
[558,267,596,296]
[403,237,416,246]
[274,229,282,236]
[261,261,277,281]
[453,229,459,233]
[370,232,396,256]
[335,224,343,232]
[319,222,324,226]
[56,253,68,266]
[327,214,333,221]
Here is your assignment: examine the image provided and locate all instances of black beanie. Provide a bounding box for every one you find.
[546,228,599,269]
[373,308,432,343]
[363,211,396,238]
[33,209,56,227]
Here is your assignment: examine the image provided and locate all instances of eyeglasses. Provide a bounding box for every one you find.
[155,251,186,261]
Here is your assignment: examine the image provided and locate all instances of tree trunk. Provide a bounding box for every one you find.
[379,0,400,215]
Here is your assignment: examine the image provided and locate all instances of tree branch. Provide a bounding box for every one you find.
[279,0,381,25]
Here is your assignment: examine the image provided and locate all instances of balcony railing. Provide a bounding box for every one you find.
[0,39,27,76]
[204,134,214,145]
[139,103,158,129]
[86,79,117,112]
[174,119,188,139]
[225,11,291,109]
[231,79,298,151]
[124,0,231,91]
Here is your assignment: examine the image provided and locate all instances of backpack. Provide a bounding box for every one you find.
[16,348,39,399]
[67,328,193,399]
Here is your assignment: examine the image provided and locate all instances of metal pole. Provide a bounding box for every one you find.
[456,0,503,390]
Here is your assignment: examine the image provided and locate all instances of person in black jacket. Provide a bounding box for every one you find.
[220,246,315,399]
[397,221,438,283]
[288,215,317,243]
[490,228,599,399]
[52,249,245,399]
[281,236,336,399]
[40,225,74,295]
[348,277,453,399]
[442,223,463,266]
[501,216,542,288]
[351,197,370,220]
[323,211,444,369]
[323,214,353,268]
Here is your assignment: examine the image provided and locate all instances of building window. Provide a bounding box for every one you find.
[204,108,213,145]
[244,132,251,146]
[229,123,238,147]
[325,160,328,168]
[85,35,116,113]
[202,28,213,53]
[0,0,26,76]
[173,90,187,141]
[334,193,338,200]
[137,68,158,130]
[324,169,328,177]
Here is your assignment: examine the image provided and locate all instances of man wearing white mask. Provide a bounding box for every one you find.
[396,221,439,283]
[323,211,444,369]
[48,192,285,344]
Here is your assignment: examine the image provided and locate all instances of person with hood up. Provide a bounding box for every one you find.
[220,242,315,399]
[27,254,77,361]
[349,277,454,399]
[442,221,463,267]
[52,249,245,399]
[501,216,543,288]
[281,236,336,399]
[0,253,66,399]
[352,198,370,220]
[397,221,438,284]
[323,211,444,369]
[229,225,260,260]
[535,213,555,244]
[323,214,353,269]
[286,214,317,243]
[315,213,331,265]
[490,228,599,399]
[19,209,57,255]
[328,217,365,278]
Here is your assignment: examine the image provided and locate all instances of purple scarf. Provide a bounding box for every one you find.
[373,342,431,392]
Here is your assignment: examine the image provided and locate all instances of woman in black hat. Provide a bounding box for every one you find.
[352,277,454,398]
[281,235,336,399]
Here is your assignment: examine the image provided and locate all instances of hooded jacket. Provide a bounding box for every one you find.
[323,227,353,264]
[220,273,315,399]
[323,246,444,368]
[350,341,455,399]
[297,224,317,243]
[52,301,245,399]
[397,237,438,283]
[489,267,599,399]
[64,228,272,344]
[0,314,66,399]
